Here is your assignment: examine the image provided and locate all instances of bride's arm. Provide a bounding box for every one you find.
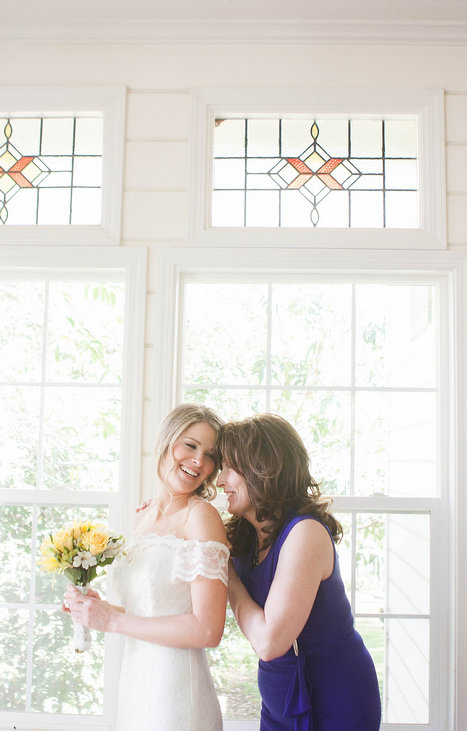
[66,502,228,649]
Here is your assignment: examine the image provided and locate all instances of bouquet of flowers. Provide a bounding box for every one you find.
[39,521,125,652]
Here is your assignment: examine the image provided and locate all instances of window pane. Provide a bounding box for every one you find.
[0,505,33,603]
[385,159,418,190]
[32,609,105,714]
[385,191,419,228]
[356,284,436,388]
[271,389,351,496]
[0,386,41,489]
[183,283,267,387]
[0,281,45,381]
[42,386,121,491]
[211,190,244,226]
[271,283,351,387]
[385,618,429,723]
[245,191,279,226]
[46,282,125,384]
[354,391,436,497]
[247,119,280,157]
[213,158,245,189]
[355,513,430,615]
[350,120,382,157]
[213,119,245,157]
[0,608,28,711]
[355,616,429,724]
[385,119,418,157]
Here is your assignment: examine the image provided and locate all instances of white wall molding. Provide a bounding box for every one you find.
[4,20,467,46]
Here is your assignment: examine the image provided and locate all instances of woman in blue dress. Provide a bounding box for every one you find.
[217,413,381,731]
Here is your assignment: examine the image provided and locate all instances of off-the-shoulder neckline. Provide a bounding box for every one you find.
[132,531,229,550]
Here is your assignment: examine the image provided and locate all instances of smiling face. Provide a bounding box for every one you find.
[159,421,217,497]
[217,463,254,521]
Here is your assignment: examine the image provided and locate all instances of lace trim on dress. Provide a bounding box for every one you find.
[173,539,230,587]
[124,533,230,587]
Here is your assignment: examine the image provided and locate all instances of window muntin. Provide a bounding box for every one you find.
[0,116,103,225]
[182,280,437,497]
[0,274,126,719]
[180,274,440,725]
[0,281,124,493]
[213,118,419,229]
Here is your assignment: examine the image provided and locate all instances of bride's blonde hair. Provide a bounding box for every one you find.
[154,403,223,501]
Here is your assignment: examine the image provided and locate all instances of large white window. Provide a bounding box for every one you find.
[153,246,462,731]
[0,247,145,730]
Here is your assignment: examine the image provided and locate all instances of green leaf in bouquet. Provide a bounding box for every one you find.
[63,567,83,585]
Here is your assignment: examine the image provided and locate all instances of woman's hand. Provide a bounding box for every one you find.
[62,584,118,632]
[62,585,101,614]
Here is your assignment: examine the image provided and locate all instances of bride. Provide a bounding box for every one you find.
[64,403,229,730]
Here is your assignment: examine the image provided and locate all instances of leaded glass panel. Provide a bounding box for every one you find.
[213,118,419,228]
[0,115,103,225]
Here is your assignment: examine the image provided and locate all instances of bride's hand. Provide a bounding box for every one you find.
[63,584,117,632]
[62,584,101,615]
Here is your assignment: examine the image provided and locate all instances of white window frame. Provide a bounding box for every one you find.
[0,87,126,245]
[153,245,465,731]
[189,88,446,250]
[0,245,146,731]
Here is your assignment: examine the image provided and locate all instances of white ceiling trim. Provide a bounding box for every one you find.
[5,20,467,46]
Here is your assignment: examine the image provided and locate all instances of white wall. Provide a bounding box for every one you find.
[6,41,466,488]
[4,39,467,728]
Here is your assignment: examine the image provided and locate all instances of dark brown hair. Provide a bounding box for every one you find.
[219,413,342,557]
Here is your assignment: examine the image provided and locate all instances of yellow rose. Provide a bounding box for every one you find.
[88,528,109,556]
[52,529,73,553]
[73,521,93,549]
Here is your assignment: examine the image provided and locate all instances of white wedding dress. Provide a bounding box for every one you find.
[112,531,229,730]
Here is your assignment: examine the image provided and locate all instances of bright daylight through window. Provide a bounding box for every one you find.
[0,278,125,715]
[181,277,437,725]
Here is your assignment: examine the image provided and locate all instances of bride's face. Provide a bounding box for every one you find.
[159,421,217,496]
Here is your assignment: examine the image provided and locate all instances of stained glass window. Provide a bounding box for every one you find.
[0,115,103,225]
[212,118,418,228]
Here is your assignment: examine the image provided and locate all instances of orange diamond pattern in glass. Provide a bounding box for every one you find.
[268,122,361,225]
[0,120,50,223]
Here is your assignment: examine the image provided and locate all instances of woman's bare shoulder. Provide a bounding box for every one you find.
[184,498,227,545]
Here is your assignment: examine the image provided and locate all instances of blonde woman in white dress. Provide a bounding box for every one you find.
[64,403,229,730]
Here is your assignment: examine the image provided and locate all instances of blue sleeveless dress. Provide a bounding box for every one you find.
[233,515,381,730]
